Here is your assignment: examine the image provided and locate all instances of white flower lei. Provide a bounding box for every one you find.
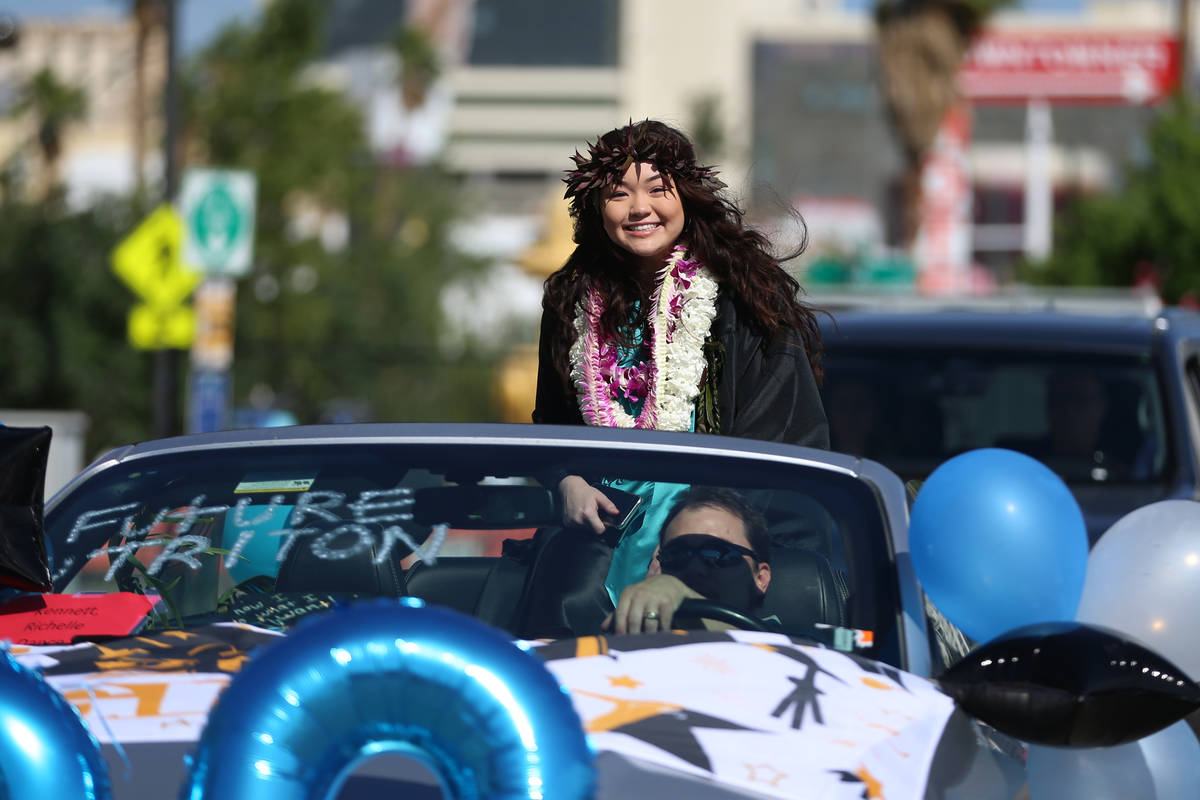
[569,246,719,430]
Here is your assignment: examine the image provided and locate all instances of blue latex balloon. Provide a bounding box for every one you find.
[910,448,1088,644]
[180,599,595,800]
[0,650,111,800]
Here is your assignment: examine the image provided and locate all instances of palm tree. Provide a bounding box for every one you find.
[392,26,441,112]
[875,0,1009,245]
[15,68,88,195]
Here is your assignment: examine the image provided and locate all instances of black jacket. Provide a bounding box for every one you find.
[533,293,830,450]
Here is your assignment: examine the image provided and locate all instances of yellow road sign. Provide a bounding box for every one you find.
[128,304,196,350]
[112,205,202,309]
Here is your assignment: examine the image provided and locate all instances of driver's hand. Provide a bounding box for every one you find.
[559,475,620,535]
[603,574,702,634]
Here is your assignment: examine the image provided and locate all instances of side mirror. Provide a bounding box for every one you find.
[0,426,53,592]
[938,621,1200,748]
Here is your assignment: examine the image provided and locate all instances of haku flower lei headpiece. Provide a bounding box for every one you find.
[562,120,726,218]
[570,246,719,431]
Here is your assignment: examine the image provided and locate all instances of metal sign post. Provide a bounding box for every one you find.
[180,168,257,433]
[180,169,258,278]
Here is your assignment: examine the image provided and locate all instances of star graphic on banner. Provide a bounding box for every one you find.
[773,674,827,728]
[607,674,643,689]
[846,652,912,693]
[576,689,758,773]
[855,766,884,798]
[692,653,734,674]
[766,645,845,730]
[614,707,758,773]
[868,721,900,737]
[745,762,787,787]
[831,766,885,799]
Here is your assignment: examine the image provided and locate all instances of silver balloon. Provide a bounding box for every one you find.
[1027,740,1152,800]
[1141,720,1200,799]
[1076,499,1200,680]
[1027,721,1200,800]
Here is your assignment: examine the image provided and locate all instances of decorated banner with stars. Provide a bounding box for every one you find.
[11,623,283,743]
[10,622,954,794]
[536,630,955,800]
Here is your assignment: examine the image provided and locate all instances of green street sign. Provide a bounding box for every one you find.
[180,168,257,277]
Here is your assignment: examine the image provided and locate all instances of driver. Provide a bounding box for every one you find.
[603,487,772,634]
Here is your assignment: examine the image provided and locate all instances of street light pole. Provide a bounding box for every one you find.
[153,0,181,438]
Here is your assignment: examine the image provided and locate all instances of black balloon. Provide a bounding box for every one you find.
[938,621,1200,748]
[0,426,52,592]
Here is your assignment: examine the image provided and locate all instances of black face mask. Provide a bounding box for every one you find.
[658,534,766,611]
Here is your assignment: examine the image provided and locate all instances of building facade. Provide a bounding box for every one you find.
[0,12,166,205]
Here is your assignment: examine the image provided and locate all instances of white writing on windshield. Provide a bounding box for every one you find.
[56,487,448,583]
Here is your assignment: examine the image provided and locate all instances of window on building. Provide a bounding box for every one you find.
[468,0,618,67]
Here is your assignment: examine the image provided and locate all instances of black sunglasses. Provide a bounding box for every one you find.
[657,535,760,571]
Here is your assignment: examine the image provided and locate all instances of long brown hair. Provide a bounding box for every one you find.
[543,119,823,390]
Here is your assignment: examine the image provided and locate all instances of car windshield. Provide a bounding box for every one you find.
[42,437,904,667]
[823,349,1170,486]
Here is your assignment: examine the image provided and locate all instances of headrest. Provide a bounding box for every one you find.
[760,547,845,629]
[274,526,406,597]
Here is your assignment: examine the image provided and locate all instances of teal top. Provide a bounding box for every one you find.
[602,322,693,606]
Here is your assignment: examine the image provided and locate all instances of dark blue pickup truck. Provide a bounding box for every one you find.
[816,291,1200,544]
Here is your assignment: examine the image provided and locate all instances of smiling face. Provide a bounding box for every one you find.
[601,162,686,272]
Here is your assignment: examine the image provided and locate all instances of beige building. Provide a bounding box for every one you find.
[447,0,1189,207]
[0,13,166,205]
[444,0,872,205]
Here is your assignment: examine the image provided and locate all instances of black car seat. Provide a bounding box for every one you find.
[273,523,408,597]
[759,546,846,630]
[1098,377,1151,476]
[404,555,528,634]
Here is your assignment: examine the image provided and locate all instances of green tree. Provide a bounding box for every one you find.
[392,25,441,112]
[14,68,88,192]
[1,28,149,456]
[875,0,1010,244]
[1019,99,1200,302]
[688,93,725,164]
[0,195,155,454]
[183,0,499,424]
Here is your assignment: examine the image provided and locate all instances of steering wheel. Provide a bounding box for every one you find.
[677,598,773,633]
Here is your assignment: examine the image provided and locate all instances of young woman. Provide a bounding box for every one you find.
[525,119,828,634]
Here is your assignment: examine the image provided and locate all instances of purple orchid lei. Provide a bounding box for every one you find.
[570,246,719,430]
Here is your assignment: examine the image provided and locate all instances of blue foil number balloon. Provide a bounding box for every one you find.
[0,649,111,800]
[910,448,1089,644]
[180,599,595,799]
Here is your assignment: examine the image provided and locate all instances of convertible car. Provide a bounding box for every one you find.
[0,422,1186,798]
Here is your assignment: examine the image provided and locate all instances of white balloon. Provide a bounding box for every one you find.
[1142,720,1200,799]
[1027,721,1200,800]
[1027,741,1152,799]
[1076,499,1200,680]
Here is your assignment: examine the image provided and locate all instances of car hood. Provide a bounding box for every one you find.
[14,624,959,799]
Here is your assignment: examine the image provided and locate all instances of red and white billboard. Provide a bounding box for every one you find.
[959,31,1180,105]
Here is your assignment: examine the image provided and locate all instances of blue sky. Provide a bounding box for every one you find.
[4,0,261,54]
